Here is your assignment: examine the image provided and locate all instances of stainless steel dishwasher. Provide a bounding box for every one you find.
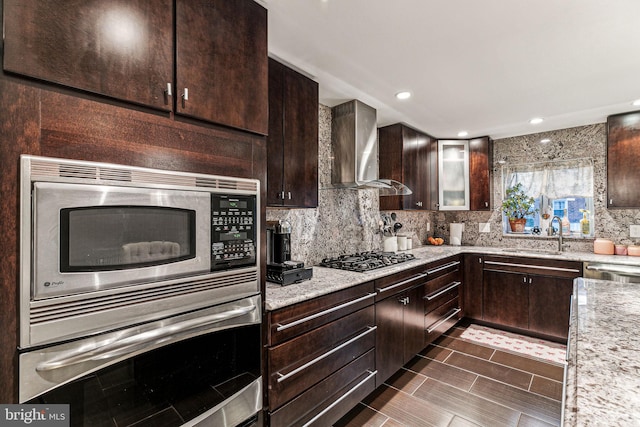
[583,262,640,283]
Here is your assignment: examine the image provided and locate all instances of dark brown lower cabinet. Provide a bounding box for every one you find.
[265,257,465,425]
[528,274,575,339]
[463,253,484,320]
[482,256,581,341]
[266,282,376,426]
[483,269,529,329]
[423,263,463,345]
[375,257,462,385]
[375,285,424,385]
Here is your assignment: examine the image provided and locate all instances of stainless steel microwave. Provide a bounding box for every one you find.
[19,155,260,348]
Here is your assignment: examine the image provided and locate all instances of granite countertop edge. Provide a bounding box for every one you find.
[265,245,640,311]
[564,278,640,426]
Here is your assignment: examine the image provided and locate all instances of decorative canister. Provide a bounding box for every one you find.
[614,244,628,255]
[593,238,614,255]
[628,245,640,256]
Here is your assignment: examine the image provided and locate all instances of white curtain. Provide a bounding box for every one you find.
[504,158,593,199]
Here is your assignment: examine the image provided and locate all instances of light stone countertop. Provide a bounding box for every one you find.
[564,278,640,426]
[265,246,640,424]
[265,245,640,311]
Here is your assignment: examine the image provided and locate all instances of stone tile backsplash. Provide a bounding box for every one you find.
[267,105,639,266]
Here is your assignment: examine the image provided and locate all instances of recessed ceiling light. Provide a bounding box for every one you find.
[540,138,551,144]
[529,117,544,125]
[633,99,640,106]
[457,131,469,137]
[395,91,411,100]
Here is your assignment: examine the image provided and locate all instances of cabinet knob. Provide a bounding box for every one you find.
[485,201,489,207]
[164,83,172,105]
[609,198,613,205]
[287,191,292,200]
[181,88,189,108]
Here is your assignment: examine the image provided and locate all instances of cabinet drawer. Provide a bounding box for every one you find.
[483,256,582,278]
[424,267,461,293]
[268,281,375,345]
[423,258,461,280]
[425,297,461,345]
[375,266,428,301]
[373,257,461,301]
[269,350,376,427]
[424,278,461,312]
[268,305,375,410]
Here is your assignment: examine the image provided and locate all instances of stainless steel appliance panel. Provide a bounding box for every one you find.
[26,267,259,348]
[33,182,212,299]
[583,262,640,283]
[20,294,261,403]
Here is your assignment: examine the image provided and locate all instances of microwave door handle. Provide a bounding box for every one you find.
[36,304,256,372]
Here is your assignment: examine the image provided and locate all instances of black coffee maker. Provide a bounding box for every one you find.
[266,220,312,285]
[267,219,292,264]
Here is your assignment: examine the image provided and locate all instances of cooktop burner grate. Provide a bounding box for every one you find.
[320,251,416,272]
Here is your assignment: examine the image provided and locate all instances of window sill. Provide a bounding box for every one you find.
[502,232,594,240]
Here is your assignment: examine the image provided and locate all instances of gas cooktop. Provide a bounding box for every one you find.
[320,251,416,273]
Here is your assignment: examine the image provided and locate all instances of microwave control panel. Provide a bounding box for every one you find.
[210,194,256,271]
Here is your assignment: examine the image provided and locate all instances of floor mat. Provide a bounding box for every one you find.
[458,324,567,365]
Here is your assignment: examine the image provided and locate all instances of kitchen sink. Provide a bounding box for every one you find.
[501,248,563,256]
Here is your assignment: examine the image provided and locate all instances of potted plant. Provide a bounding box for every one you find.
[501,182,538,232]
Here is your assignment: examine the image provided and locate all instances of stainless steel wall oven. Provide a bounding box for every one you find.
[18,156,262,427]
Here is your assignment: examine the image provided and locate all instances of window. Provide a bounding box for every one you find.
[503,158,594,237]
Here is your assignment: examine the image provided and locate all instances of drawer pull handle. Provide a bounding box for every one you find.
[424,282,461,301]
[276,293,376,332]
[427,308,461,334]
[425,261,460,276]
[36,304,257,372]
[586,263,640,276]
[484,260,580,274]
[276,326,376,383]
[377,274,427,293]
[301,369,377,427]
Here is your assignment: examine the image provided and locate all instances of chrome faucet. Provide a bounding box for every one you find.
[551,215,564,252]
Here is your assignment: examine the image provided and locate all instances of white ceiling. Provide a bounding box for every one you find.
[263,0,640,139]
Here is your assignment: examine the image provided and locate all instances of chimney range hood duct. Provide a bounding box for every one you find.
[328,100,412,196]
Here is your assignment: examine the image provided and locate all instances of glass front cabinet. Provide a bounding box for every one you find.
[438,140,470,210]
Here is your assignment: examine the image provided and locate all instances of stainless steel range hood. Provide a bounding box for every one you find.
[326,100,412,196]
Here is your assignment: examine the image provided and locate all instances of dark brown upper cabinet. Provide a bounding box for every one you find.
[469,136,492,211]
[378,123,438,211]
[607,111,640,208]
[267,58,319,208]
[3,0,268,135]
[176,0,268,134]
[3,0,174,110]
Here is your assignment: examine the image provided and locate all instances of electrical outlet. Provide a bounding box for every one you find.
[631,225,640,238]
[479,222,491,233]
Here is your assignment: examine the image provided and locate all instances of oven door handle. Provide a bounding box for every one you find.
[36,304,257,372]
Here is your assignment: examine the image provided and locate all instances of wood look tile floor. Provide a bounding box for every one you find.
[334,323,564,427]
